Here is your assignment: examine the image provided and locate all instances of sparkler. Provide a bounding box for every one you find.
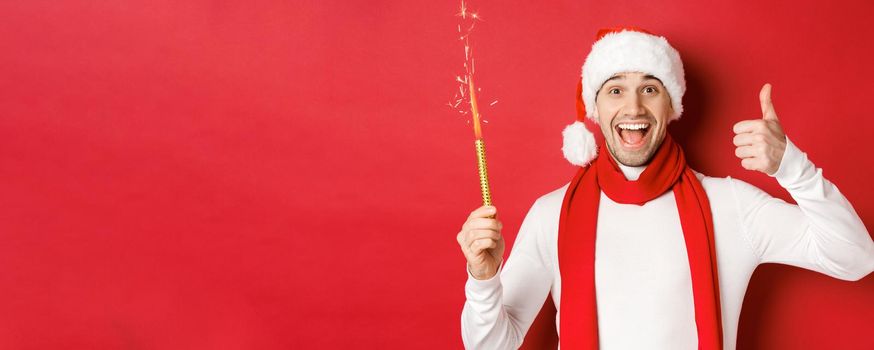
[449,0,494,208]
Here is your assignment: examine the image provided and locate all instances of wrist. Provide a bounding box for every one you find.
[467,260,502,280]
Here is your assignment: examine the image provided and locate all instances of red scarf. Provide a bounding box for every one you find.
[557,134,724,349]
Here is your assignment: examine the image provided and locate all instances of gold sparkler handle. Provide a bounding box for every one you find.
[475,139,493,207]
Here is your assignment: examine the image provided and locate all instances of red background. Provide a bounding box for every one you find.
[1,0,872,348]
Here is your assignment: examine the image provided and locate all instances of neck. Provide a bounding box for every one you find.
[606,151,649,181]
[616,162,647,181]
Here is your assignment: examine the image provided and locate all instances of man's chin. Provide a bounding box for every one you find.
[609,132,666,166]
[615,155,651,167]
[609,145,655,167]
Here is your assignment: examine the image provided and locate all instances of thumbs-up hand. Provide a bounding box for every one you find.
[732,83,787,175]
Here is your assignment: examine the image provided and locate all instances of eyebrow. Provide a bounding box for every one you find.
[603,74,663,84]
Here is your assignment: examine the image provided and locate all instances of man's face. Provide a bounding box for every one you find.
[595,72,674,167]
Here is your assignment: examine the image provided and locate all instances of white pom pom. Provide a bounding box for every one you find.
[562,121,598,166]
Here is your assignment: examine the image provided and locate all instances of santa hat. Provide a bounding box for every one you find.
[562,26,686,166]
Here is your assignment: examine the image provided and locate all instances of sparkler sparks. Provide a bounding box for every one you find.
[448,0,494,136]
[452,0,496,207]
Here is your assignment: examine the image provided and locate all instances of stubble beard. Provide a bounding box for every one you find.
[607,142,656,166]
[604,130,665,167]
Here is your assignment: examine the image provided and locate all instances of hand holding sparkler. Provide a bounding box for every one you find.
[457,205,505,280]
[453,1,502,280]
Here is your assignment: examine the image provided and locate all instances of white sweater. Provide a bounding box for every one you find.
[461,138,874,350]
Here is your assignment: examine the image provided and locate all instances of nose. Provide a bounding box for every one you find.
[624,93,646,117]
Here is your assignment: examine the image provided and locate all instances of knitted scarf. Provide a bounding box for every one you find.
[557,134,723,349]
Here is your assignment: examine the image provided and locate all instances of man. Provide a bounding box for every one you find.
[456,27,874,350]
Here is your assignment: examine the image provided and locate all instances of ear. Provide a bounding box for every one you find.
[666,96,679,122]
[589,89,601,122]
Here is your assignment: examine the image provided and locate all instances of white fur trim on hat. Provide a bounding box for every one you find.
[581,30,686,121]
[562,121,598,166]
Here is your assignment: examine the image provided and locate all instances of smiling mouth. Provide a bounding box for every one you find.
[615,122,651,148]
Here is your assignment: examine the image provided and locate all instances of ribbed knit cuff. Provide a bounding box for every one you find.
[465,262,503,300]
[769,137,812,190]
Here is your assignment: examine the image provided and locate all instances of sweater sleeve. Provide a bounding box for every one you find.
[731,137,874,281]
[461,199,554,349]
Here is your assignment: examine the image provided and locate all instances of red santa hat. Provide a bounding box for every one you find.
[562,26,686,166]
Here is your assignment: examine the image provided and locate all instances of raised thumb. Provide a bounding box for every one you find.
[760,83,778,121]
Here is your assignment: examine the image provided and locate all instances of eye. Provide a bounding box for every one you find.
[608,88,621,95]
[643,86,657,94]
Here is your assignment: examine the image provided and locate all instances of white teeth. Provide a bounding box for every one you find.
[617,123,649,130]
